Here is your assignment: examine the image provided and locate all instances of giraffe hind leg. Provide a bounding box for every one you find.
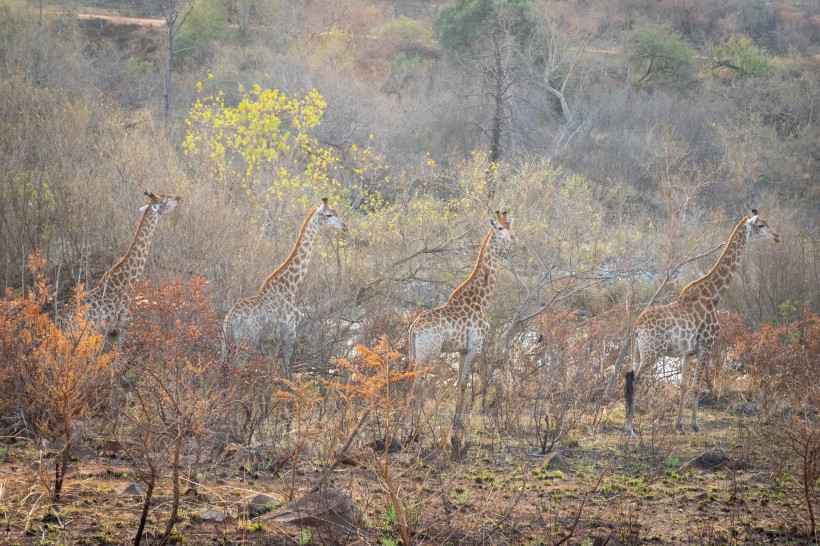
[676,355,690,434]
[690,352,704,433]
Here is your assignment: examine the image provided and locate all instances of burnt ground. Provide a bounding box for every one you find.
[0,385,814,546]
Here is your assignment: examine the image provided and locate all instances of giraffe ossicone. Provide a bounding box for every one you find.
[408,209,515,456]
[77,191,182,341]
[625,210,780,437]
[221,198,347,379]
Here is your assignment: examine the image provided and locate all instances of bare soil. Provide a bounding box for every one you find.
[0,395,812,545]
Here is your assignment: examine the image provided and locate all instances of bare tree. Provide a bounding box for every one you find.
[158,0,195,121]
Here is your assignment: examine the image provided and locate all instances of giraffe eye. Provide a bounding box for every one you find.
[757,224,764,228]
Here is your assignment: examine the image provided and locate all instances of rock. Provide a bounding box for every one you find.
[541,451,571,472]
[236,493,277,518]
[734,401,762,417]
[122,483,144,496]
[335,445,369,467]
[105,439,136,456]
[393,452,416,465]
[592,534,623,546]
[679,448,749,473]
[70,444,96,462]
[199,509,226,523]
[151,496,175,507]
[372,437,402,453]
[258,487,360,531]
[224,443,243,458]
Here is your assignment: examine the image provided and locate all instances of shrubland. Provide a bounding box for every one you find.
[0,0,818,543]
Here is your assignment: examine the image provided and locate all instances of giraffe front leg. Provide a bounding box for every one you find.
[452,349,475,458]
[281,331,296,383]
[677,355,694,435]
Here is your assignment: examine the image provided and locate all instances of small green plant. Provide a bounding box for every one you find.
[257,458,276,471]
[455,490,471,506]
[664,455,681,468]
[124,57,153,79]
[379,15,426,42]
[239,520,266,532]
[381,505,398,528]
[380,536,399,546]
[297,528,311,545]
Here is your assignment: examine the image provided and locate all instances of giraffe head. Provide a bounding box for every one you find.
[316,197,348,232]
[490,210,515,246]
[140,191,182,215]
[744,209,780,243]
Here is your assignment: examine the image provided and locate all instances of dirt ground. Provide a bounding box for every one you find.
[0,389,814,546]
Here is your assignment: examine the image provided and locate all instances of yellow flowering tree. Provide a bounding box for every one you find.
[183,84,340,217]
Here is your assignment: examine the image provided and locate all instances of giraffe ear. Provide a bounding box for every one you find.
[490,218,498,228]
[139,204,149,212]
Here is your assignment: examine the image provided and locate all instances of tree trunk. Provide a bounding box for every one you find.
[133,472,156,546]
[158,437,182,546]
[163,22,174,121]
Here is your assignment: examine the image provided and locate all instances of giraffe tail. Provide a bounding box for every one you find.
[625,370,635,417]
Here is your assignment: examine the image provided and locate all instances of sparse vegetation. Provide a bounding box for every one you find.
[0,0,818,543]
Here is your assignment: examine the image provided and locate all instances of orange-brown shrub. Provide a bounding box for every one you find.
[0,251,113,500]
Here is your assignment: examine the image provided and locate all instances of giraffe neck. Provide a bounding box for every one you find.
[679,216,750,308]
[260,208,320,300]
[448,228,502,311]
[97,208,160,293]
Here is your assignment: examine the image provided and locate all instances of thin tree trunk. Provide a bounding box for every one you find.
[158,436,182,546]
[163,23,174,121]
[133,472,156,546]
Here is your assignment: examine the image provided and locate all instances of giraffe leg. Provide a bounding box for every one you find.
[281,332,296,382]
[452,348,476,458]
[624,342,643,438]
[677,355,694,434]
[690,351,705,433]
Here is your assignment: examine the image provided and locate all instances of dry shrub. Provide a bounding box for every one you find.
[0,252,113,501]
[327,337,418,545]
[116,276,230,546]
[495,309,612,454]
[727,308,820,540]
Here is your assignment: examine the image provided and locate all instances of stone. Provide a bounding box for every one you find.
[335,445,369,467]
[70,444,97,462]
[236,493,277,518]
[122,483,144,496]
[678,448,749,473]
[199,509,226,523]
[734,401,762,417]
[541,451,571,472]
[592,534,623,546]
[258,487,360,531]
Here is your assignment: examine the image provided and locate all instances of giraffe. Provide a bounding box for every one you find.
[78,191,182,342]
[221,198,347,379]
[408,210,515,455]
[625,210,780,437]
